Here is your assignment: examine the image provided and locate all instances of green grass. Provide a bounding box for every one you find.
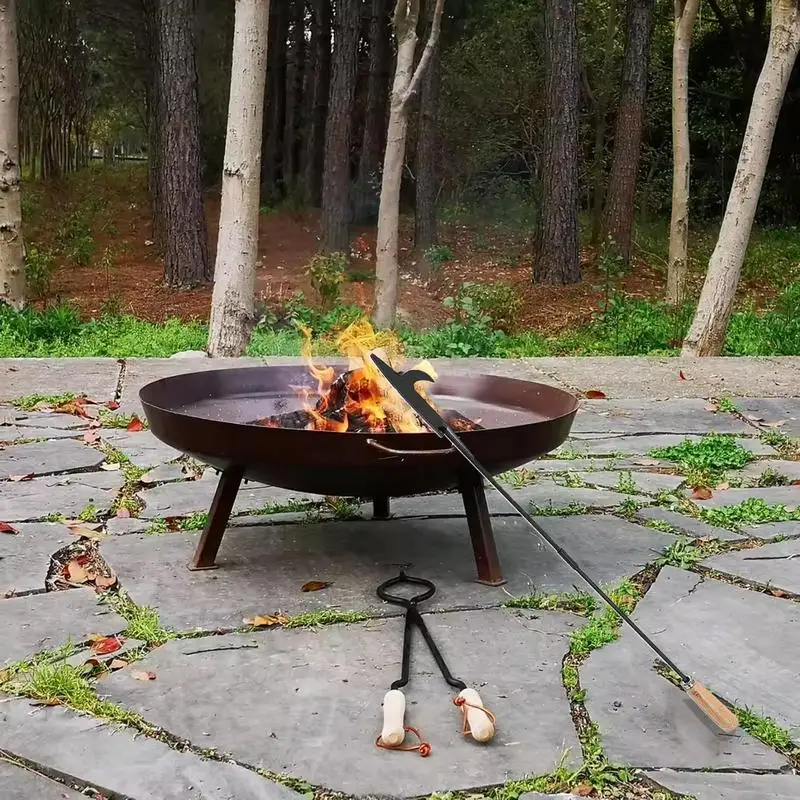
[569,580,641,657]
[179,511,209,531]
[736,707,800,765]
[283,609,368,629]
[650,434,753,484]
[760,429,800,459]
[503,591,596,615]
[530,502,590,516]
[13,391,76,410]
[78,503,100,522]
[699,497,800,529]
[654,536,728,569]
[498,467,537,488]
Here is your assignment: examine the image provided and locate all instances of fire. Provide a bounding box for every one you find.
[296,318,438,433]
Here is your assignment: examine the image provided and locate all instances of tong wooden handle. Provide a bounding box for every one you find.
[380,689,406,746]
[458,688,496,743]
[687,681,739,733]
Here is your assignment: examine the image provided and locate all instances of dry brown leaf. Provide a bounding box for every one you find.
[770,588,788,598]
[0,521,18,534]
[704,403,718,413]
[0,668,9,683]
[678,370,687,380]
[105,400,120,410]
[83,429,102,444]
[715,481,730,492]
[574,783,593,797]
[132,670,157,681]
[126,417,145,432]
[66,560,90,584]
[94,574,118,590]
[243,614,286,627]
[91,635,123,655]
[584,389,607,399]
[301,580,332,593]
[691,486,713,500]
[115,507,131,518]
[9,473,34,482]
[791,480,800,486]
[65,520,103,530]
[108,658,128,670]
[68,525,106,542]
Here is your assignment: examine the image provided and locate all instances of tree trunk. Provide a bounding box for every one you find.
[261,0,287,203]
[600,0,655,263]
[665,0,700,305]
[532,0,580,285]
[0,0,24,310]
[354,0,393,224]
[682,0,800,357]
[142,0,163,245]
[414,36,441,252]
[208,0,270,357]
[302,0,332,207]
[282,0,304,192]
[157,0,210,288]
[320,0,362,253]
[373,0,445,328]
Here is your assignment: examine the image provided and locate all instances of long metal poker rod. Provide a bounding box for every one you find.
[371,354,739,733]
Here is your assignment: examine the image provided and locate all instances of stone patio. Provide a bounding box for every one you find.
[1,355,799,799]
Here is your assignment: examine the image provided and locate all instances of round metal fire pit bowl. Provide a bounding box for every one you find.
[140,365,579,498]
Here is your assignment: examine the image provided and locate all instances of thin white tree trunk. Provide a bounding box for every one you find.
[0,0,24,310]
[372,0,445,329]
[208,0,270,357]
[682,0,800,356]
[665,0,700,306]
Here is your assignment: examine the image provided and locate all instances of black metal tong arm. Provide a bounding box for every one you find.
[377,571,466,692]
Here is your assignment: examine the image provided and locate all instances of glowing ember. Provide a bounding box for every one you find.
[258,318,476,434]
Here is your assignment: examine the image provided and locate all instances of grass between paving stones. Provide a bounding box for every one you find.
[98,409,146,429]
[760,429,800,460]
[12,392,76,411]
[750,466,792,487]
[654,536,729,569]
[643,518,680,534]
[530,501,591,516]
[649,434,753,487]
[498,468,537,488]
[698,497,800,529]
[735,707,800,767]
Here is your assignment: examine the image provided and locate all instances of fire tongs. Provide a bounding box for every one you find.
[376,571,495,755]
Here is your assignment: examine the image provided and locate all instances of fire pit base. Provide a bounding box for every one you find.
[187,468,506,586]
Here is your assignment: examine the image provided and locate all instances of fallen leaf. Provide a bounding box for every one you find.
[301,580,332,592]
[31,698,61,707]
[55,396,93,419]
[243,614,288,627]
[770,588,788,598]
[87,633,105,642]
[704,403,718,412]
[132,670,157,681]
[715,481,730,491]
[66,519,103,530]
[791,480,800,486]
[83,429,102,443]
[0,521,19,534]
[100,462,121,471]
[68,524,106,542]
[678,370,687,381]
[94,574,118,590]
[0,668,9,683]
[574,783,593,797]
[105,400,120,410]
[9,473,34,482]
[66,560,90,584]
[115,507,131,518]
[762,420,786,428]
[90,635,123,655]
[692,487,713,500]
[126,417,145,432]
[109,658,128,670]
[584,389,607,399]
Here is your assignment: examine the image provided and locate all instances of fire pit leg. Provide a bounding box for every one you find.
[372,496,391,519]
[459,473,505,587]
[188,467,244,571]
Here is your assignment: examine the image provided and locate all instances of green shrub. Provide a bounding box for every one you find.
[24,246,57,301]
[457,281,522,332]
[305,253,347,308]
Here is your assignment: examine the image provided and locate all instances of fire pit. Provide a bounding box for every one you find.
[139,327,578,585]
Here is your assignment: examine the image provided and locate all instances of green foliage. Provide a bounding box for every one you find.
[569,580,640,657]
[655,537,727,569]
[305,253,347,308]
[504,591,596,615]
[736,707,800,763]
[423,244,454,271]
[457,281,522,332]
[649,434,752,482]
[699,498,800,530]
[24,245,57,300]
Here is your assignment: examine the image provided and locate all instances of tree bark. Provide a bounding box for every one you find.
[157,0,211,288]
[302,0,332,207]
[208,0,270,357]
[320,0,362,253]
[665,0,700,306]
[354,0,393,224]
[414,35,441,252]
[373,0,445,328]
[282,0,305,192]
[142,0,162,244]
[0,0,24,310]
[600,0,655,263]
[532,0,580,285]
[682,0,800,357]
[261,0,287,203]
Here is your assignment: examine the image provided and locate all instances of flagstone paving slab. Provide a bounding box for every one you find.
[137,472,323,519]
[573,471,685,495]
[0,699,301,800]
[0,522,73,595]
[0,590,126,664]
[0,761,85,800]
[731,397,800,436]
[741,520,800,539]
[557,434,776,457]
[521,457,673,472]
[703,538,800,594]
[646,770,800,799]
[0,425,86,442]
[102,609,581,797]
[0,439,105,479]
[0,359,121,402]
[571,399,754,435]
[688,485,800,508]
[141,461,192,484]
[101,429,183,469]
[102,514,676,631]
[0,408,89,429]
[632,506,745,541]
[0,471,124,522]
[741,459,800,481]
[583,566,800,762]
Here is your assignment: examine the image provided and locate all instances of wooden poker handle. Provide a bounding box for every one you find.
[687,681,739,733]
